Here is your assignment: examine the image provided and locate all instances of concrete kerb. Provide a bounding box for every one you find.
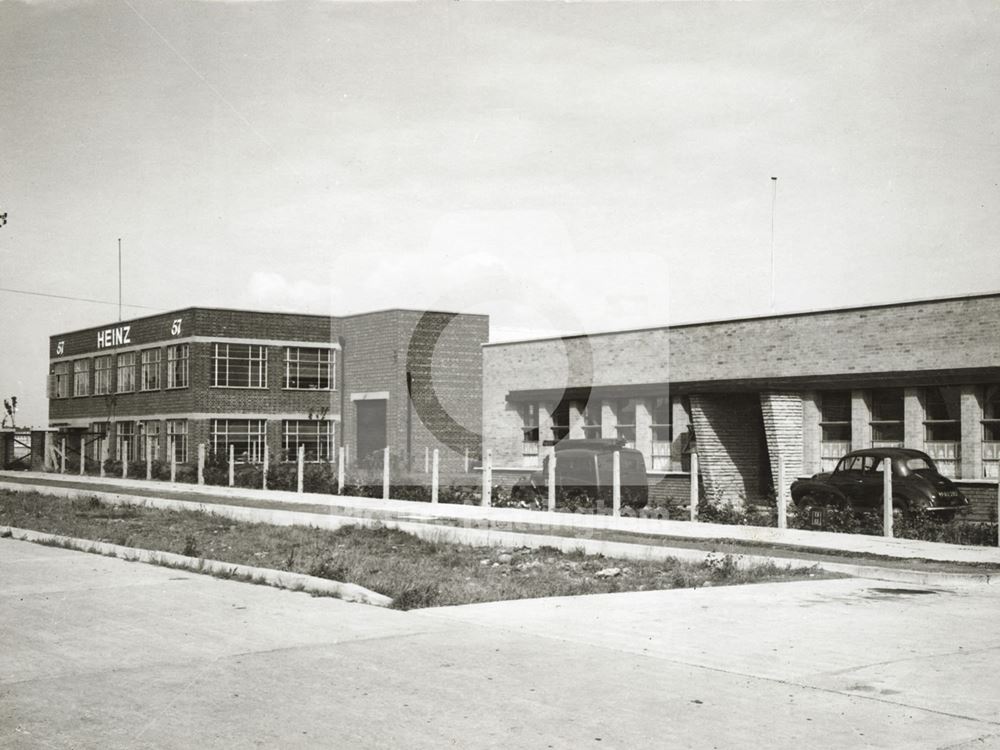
[3,479,995,587]
[0,525,393,607]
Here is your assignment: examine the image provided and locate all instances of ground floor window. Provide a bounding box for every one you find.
[870,389,904,447]
[520,403,539,459]
[582,402,602,439]
[116,421,136,462]
[819,391,852,470]
[138,420,160,461]
[211,419,266,463]
[166,420,188,463]
[615,399,636,447]
[650,396,672,471]
[924,386,960,477]
[282,420,335,461]
[983,385,1000,478]
[88,422,107,462]
[550,402,569,443]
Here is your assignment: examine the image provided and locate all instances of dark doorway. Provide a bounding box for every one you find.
[356,400,387,466]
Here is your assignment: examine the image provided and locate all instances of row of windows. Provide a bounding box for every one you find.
[51,345,335,398]
[94,418,336,464]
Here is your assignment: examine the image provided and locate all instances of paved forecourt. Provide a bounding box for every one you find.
[4,538,1000,749]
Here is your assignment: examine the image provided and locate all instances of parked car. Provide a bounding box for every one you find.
[790,448,969,520]
[511,439,649,510]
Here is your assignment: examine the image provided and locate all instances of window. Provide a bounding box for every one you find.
[985,386,1000,441]
[211,419,266,463]
[51,362,70,399]
[138,420,160,460]
[88,422,108,463]
[166,419,188,463]
[819,391,852,470]
[582,402,602,439]
[94,355,112,395]
[139,349,161,391]
[870,389,903,445]
[615,399,636,447]
[116,352,136,393]
[284,347,335,390]
[550,402,569,443]
[212,344,267,388]
[650,396,672,470]
[73,359,90,397]
[116,421,135,461]
[282,420,335,461]
[166,344,189,389]
[924,386,960,442]
[520,403,539,457]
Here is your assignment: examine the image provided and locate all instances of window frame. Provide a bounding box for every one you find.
[650,396,673,471]
[870,388,904,444]
[51,362,70,399]
[140,348,161,392]
[282,419,335,462]
[283,347,335,391]
[210,418,267,463]
[94,355,113,395]
[166,344,190,389]
[211,343,267,389]
[166,419,188,463]
[615,398,636,447]
[73,359,90,397]
[116,352,136,394]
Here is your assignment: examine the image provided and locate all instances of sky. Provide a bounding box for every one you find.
[1,0,999,428]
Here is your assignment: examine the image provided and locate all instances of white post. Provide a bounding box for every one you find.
[99,437,106,478]
[228,444,235,487]
[777,455,787,529]
[464,448,469,474]
[382,446,390,500]
[79,441,86,476]
[481,448,492,507]
[431,448,440,504]
[169,439,176,483]
[60,438,66,474]
[547,454,556,512]
[146,436,152,481]
[424,446,429,474]
[883,458,894,538]
[297,444,305,493]
[344,444,349,469]
[121,443,128,479]
[197,443,205,485]
[689,451,699,522]
[337,446,345,494]
[262,443,269,490]
[996,478,999,548]
[612,450,621,517]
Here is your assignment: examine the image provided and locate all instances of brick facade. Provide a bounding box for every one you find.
[48,307,487,474]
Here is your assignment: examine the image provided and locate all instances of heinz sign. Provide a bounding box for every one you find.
[97,325,132,349]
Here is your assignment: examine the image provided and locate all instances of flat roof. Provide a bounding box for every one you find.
[483,290,1000,348]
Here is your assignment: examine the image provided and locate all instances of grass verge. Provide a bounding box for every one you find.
[0,489,830,609]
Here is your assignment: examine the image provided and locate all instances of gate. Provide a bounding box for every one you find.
[2,430,33,470]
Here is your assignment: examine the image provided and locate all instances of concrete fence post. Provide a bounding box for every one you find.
[547,454,556,512]
[883,459,893,538]
[777,455,787,529]
[382,446,390,500]
[337,446,345,494]
[99,437,106,478]
[146,437,153,481]
[431,449,439,504]
[297,444,305,493]
[689,451,699,523]
[262,443,269,490]
[228,444,235,487]
[481,448,492,507]
[169,439,176,483]
[424,446,429,474]
[464,448,469,474]
[79,442,86,476]
[60,438,66,474]
[121,443,128,479]
[197,444,205,485]
[612,450,621,517]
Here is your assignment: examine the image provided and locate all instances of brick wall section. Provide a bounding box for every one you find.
[690,394,768,506]
[760,392,804,497]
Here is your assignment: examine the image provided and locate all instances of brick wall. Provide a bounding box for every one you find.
[760,392,804,494]
[690,394,768,505]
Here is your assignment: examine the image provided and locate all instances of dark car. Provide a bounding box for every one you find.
[511,439,649,510]
[790,448,969,520]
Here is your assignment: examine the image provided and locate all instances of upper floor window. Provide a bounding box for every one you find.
[212,343,267,388]
[166,344,189,389]
[116,352,136,393]
[140,349,161,391]
[73,359,90,397]
[870,388,903,444]
[51,362,70,399]
[284,347,335,390]
[94,355,113,395]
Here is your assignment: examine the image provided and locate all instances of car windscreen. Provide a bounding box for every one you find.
[904,456,936,472]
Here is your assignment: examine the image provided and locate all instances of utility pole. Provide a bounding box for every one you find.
[769,176,778,313]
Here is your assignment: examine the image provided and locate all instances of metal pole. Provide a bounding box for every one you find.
[883,459,893,538]
[612,450,621,517]
[689,451,699,522]
[431,449,439,504]
[118,238,122,322]
[769,177,777,313]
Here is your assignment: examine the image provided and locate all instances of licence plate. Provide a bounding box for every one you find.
[809,508,825,527]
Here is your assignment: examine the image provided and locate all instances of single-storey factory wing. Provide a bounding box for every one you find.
[483,293,1000,519]
[47,307,488,473]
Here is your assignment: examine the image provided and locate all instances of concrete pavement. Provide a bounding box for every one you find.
[3,538,1000,749]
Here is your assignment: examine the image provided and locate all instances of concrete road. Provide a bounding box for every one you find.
[2,539,999,749]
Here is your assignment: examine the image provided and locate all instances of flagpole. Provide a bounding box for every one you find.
[118,238,122,322]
